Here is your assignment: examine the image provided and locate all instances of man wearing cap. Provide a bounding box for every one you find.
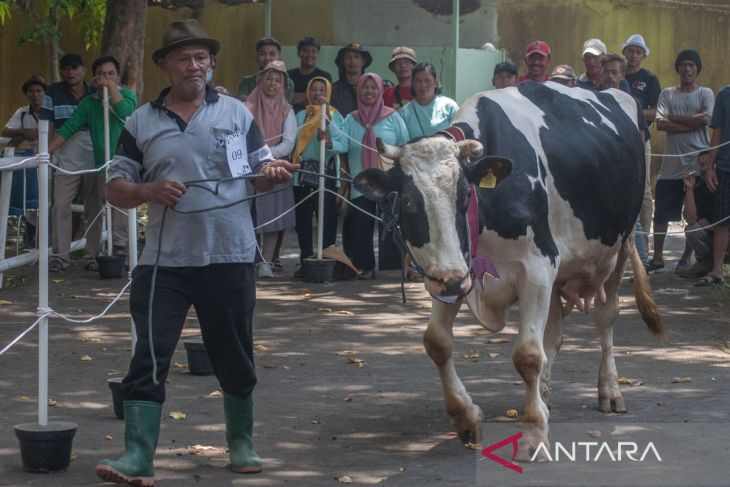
[288,36,332,113]
[622,34,661,258]
[383,46,417,109]
[96,19,297,486]
[577,39,631,93]
[649,49,714,273]
[41,53,98,271]
[331,42,372,116]
[549,64,576,87]
[518,40,551,83]
[492,61,518,89]
[236,36,293,102]
[47,55,137,265]
[2,75,46,152]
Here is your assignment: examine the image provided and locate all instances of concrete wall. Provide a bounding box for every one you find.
[331,0,499,49]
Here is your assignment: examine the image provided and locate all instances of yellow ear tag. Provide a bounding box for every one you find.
[479,169,497,189]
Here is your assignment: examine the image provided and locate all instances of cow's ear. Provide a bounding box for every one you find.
[462,156,513,188]
[354,168,393,201]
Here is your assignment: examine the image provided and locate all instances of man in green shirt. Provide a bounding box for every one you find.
[49,55,137,268]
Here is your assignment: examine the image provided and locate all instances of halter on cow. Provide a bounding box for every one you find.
[355,81,667,461]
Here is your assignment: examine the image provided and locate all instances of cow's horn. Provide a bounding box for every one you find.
[456,140,484,159]
[376,138,402,160]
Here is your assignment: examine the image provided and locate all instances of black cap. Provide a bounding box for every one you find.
[674,48,702,74]
[493,61,518,77]
[59,53,85,68]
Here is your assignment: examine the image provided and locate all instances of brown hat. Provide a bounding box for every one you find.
[388,46,417,71]
[258,60,290,89]
[153,19,220,63]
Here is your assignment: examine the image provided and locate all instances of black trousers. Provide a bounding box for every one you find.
[343,196,379,271]
[123,263,257,403]
[293,184,338,261]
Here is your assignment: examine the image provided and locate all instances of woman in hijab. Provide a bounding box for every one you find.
[400,62,459,139]
[332,73,409,280]
[246,60,297,279]
[291,77,344,277]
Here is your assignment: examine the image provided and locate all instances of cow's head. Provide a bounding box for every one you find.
[355,137,512,299]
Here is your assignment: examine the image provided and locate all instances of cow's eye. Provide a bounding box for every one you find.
[402,196,416,212]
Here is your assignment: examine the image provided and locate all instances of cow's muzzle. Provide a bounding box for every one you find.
[424,272,473,301]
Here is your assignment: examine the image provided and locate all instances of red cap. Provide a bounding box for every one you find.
[524,40,551,58]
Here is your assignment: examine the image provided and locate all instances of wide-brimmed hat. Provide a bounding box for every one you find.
[335,42,373,70]
[153,19,220,63]
[388,46,417,71]
[321,245,358,279]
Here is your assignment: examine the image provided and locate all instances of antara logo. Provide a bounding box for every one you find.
[481,432,662,473]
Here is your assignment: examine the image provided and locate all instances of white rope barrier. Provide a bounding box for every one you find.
[253,186,319,231]
[0,156,40,171]
[0,279,131,356]
[649,139,730,158]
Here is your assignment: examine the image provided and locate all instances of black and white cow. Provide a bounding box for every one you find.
[355,81,667,460]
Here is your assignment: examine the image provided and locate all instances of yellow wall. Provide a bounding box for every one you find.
[497,0,730,163]
[0,0,334,125]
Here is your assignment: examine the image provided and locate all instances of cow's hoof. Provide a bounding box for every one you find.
[452,405,484,446]
[516,436,550,463]
[459,428,480,446]
[598,396,627,413]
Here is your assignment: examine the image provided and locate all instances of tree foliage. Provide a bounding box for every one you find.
[13,0,107,51]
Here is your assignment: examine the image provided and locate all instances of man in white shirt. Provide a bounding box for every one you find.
[2,75,46,153]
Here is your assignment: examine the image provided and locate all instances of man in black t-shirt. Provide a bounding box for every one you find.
[622,34,661,126]
[288,36,332,113]
[622,34,661,259]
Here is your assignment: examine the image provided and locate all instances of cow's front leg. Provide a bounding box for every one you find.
[424,299,484,446]
[593,249,628,413]
[514,281,551,462]
[540,285,564,410]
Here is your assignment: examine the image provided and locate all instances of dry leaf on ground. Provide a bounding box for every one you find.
[346,357,365,368]
[207,390,223,397]
[80,355,93,361]
[254,344,269,352]
[338,476,353,484]
[169,411,187,420]
[20,396,31,401]
[52,279,65,284]
[618,376,632,385]
[0,299,12,305]
[334,310,354,315]
[671,376,693,383]
[587,430,601,438]
[317,307,333,312]
[104,435,113,440]
[173,362,188,369]
[463,351,480,362]
[466,442,481,450]
[505,409,519,418]
[486,338,510,344]
[48,399,57,406]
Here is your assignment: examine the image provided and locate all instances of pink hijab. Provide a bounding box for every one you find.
[246,69,292,145]
[353,73,395,169]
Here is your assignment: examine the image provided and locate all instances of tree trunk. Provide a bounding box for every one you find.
[101,0,148,98]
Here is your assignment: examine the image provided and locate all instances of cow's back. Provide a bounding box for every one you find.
[453,82,645,267]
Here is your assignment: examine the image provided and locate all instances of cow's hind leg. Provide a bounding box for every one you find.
[514,281,551,462]
[424,299,483,446]
[592,246,629,413]
[540,285,564,410]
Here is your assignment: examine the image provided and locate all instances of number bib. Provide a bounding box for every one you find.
[225,131,251,177]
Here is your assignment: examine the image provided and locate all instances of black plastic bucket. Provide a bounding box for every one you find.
[107,377,125,419]
[184,339,214,375]
[96,255,125,279]
[302,258,336,283]
[14,421,78,472]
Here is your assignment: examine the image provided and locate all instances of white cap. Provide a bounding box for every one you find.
[621,34,650,56]
[582,38,607,57]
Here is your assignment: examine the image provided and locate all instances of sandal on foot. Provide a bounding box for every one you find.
[646,260,665,272]
[695,273,724,287]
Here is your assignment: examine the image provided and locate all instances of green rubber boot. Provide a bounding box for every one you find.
[96,400,162,486]
[224,392,262,473]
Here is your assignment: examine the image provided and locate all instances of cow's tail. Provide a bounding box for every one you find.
[629,237,668,341]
